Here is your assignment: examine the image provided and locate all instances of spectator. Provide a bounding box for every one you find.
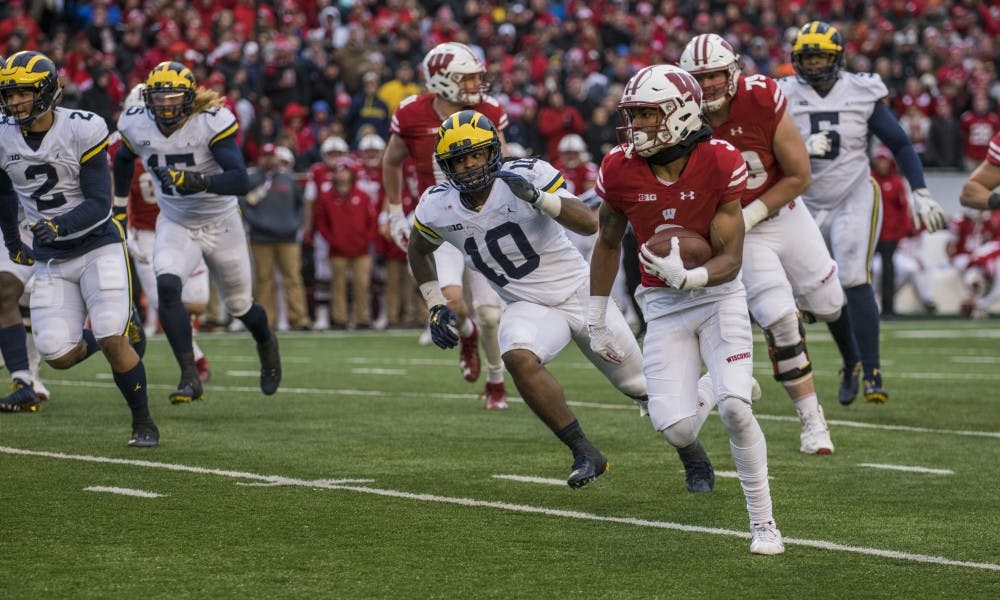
[537,90,585,161]
[241,145,311,331]
[871,147,912,318]
[345,72,390,143]
[377,61,420,115]
[583,105,617,163]
[925,99,964,169]
[960,94,1000,171]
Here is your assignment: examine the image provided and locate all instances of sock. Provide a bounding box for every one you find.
[237,303,272,344]
[676,439,710,464]
[81,329,101,360]
[792,392,820,416]
[825,309,860,369]
[0,324,30,382]
[486,366,505,384]
[555,420,600,458]
[458,317,475,338]
[113,361,150,414]
[177,351,198,384]
[160,297,194,360]
[844,284,881,375]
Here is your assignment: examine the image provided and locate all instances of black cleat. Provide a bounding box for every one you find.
[838,361,861,406]
[127,308,147,359]
[677,441,715,493]
[128,422,159,447]
[567,452,609,489]
[863,369,889,404]
[257,335,281,395]
[0,379,44,413]
[169,378,204,404]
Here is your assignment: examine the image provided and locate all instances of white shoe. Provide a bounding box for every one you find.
[799,405,834,455]
[418,325,432,346]
[373,314,389,331]
[749,521,785,555]
[33,378,51,402]
[313,310,330,331]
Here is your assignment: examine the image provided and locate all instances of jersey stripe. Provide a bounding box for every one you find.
[864,177,880,283]
[119,133,137,154]
[413,215,441,241]
[80,134,110,163]
[541,173,565,193]
[988,138,1000,166]
[209,120,239,146]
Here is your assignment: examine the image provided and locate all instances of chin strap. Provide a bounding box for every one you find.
[646,124,714,166]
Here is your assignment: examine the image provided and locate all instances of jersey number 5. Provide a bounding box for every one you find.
[464,222,540,287]
[809,112,841,159]
[147,153,196,194]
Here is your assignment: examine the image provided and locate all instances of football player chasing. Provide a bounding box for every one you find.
[408,110,647,489]
[0,51,157,446]
[114,62,280,403]
[779,22,947,404]
[679,34,838,453]
[590,65,783,555]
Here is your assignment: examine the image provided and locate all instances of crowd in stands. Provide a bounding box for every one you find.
[4,0,1000,325]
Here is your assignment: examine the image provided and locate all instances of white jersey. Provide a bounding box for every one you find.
[779,72,887,211]
[413,158,587,306]
[117,104,240,227]
[0,107,110,240]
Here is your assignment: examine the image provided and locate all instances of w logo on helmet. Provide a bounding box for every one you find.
[664,70,702,105]
[426,53,455,78]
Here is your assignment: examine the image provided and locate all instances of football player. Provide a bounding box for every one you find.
[114,62,280,403]
[383,42,510,410]
[679,34,838,452]
[590,65,783,555]
[408,110,647,488]
[779,22,946,403]
[0,51,158,446]
[959,130,1000,212]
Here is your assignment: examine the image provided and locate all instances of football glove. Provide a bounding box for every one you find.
[8,244,34,266]
[389,211,410,251]
[428,304,459,349]
[495,171,540,204]
[30,220,60,246]
[639,238,709,290]
[152,166,210,195]
[910,187,946,233]
[587,323,624,364]
[805,131,832,157]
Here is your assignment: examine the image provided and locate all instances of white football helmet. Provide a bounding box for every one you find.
[558,133,590,167]
[679,34,742,112]
[421,42,486,106]
[124,83,146,109]
[617,65,704,158]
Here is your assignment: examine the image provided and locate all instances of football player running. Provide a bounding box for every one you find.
[383,42,510,410]
[408,110,647,489]
[680,34,839,453]
[114,62,280,403]
[0,51,158,446]
[590,65,783,554]
[779,22,946,404]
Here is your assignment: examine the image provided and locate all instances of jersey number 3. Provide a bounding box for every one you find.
[464,222,539,287]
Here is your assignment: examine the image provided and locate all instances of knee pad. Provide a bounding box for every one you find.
[157,274,184,306]
[661,414,700,448]
[717,396,754,432]
[225,294,252,318]
[34,328,76,364]
[476,304,503,332]
[763,312,812,384]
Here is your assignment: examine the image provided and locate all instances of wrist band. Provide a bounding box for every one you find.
[419,281,447,309]
[535,191,562,218]
[988,192,1000,210]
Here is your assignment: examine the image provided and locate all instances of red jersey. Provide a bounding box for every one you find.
[108,134,159,230]
[553,160,598,196]
[596,139,748,288]
[986,130,1000,167]
[314,184,377,258]
[873,170,911,242]
[959,111,1000,162]
[389,93,508,194]
[709,75,786,206]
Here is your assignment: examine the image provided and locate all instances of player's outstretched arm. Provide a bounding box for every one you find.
[590,203,627,297]
[553,195,598,235]
[960,160,1000,211]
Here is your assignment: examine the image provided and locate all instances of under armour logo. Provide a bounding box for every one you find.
[679,191,696,201]
[730,126,743,136]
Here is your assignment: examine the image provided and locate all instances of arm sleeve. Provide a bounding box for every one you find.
[53,150,113,235]
[0,170,20,251]
[207,135,250,196]
[869,101,927,190]
[113,142,138,198]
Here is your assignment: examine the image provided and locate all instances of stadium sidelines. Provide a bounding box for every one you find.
[1,445,997,572]
[39,378,1000,439]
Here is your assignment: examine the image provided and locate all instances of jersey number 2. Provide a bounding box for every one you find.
[464,222,539,287]
[25,164,67,211]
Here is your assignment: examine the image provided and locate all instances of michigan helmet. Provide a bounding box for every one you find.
[0,51,62,126]
[422,42,487,106]
[434,110,503,193]
[617,65,704,158]
[791,21,845,87]
[142,61,196,127]
[679,34,742,112]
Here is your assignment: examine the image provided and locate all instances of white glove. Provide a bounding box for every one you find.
[586,296,624,364]
[805,131,832,157]
[638,238,708,290]
[388,204,410,251]
[910,187,946,233]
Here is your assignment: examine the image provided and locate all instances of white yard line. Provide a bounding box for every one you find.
[83,486,165,498]
[857,463,955,475]
[2,446,995,572]
[493,474,566,486]
[350,368,408,376]
[224,370,261,378]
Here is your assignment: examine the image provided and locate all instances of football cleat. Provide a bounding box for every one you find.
[169,378,204,404]
[798,406,834,455]
[838,361,861,406]
[749,521,785,555]
[195,356,212,383]
[567,452,609,489]
[127,309,147,358]
[863,369,888,404]
[0,379,44,413]
[458,321,481,382]
[257,335,281,395]
[483,381,508,410]
[677,440,715,493]
[128,422,160,448]
[33,378,50,402]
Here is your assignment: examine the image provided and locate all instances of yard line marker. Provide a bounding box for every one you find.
[3,446,997,572]
[350,368,408,375]
[493,474,566,486]
[225,370,262,378]
[949,356,1000,364]
[42,379,1000,439]
[83,486,165,498]
[857,463,955,475]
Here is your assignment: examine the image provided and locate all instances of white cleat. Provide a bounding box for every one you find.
[750,521,785,555]
[33,378,51,402]
[799,405,834,455]
[418,325,433,346]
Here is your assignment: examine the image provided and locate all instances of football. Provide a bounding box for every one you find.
[644,227,713,269]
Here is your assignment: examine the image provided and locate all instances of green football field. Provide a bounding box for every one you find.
[2,319,999,598]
